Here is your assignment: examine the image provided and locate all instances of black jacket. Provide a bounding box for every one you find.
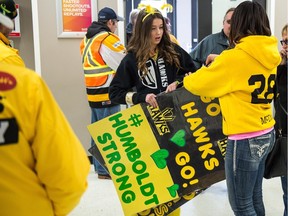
[190,30,229,70]
[86,21,110,39]
[109,44,196,105]
[274,63,287,137]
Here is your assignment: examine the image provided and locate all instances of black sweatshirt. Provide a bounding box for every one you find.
[274,63,287,137]
[109,44,196,105]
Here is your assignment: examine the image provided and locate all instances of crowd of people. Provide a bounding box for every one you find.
[0,0,286,215]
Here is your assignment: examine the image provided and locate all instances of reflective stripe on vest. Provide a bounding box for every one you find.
[86,73,114,89]
[82,32,114,76]
[87,93,109,102]
[82,32,115,88]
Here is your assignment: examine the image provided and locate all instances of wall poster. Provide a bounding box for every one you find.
[9,4,20,37]
[56,0,96,38]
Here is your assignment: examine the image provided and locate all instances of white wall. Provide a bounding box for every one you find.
[267,0,288,49]
[211,0,250,33]
[176,0,192,52]
[212,0,288,39]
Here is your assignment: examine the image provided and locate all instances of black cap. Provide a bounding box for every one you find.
[0,0,17,19]
[98,7,124,21]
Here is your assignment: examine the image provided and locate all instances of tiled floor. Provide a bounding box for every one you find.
[69,166,285,216]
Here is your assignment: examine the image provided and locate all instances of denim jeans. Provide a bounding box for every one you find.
[225,130,275,216]
[282,175,287,216]
[90,105,120,175]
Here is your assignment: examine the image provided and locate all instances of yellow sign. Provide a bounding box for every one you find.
[88,105,178,215]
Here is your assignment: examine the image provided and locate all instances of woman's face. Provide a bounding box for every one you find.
[150,18,164,48]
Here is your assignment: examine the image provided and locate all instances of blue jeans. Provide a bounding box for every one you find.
[225,130,275,216]
[282,176,287,216]
[90,105,120,175]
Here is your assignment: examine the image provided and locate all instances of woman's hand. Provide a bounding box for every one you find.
[279,48,287,65]
[165,81,179,93]
[205,54,219,66]
[145,93,158,108]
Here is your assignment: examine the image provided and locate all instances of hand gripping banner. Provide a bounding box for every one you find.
[88,87,227,216]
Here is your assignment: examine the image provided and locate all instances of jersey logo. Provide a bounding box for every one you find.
[0,72,17,91]
[139,59,157,89]
[0,118,19,146]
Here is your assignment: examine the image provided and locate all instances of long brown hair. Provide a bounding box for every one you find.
[229,1,271,47]
[127,8,180,77]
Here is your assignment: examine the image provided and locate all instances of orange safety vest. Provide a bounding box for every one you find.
[80,32,116,108]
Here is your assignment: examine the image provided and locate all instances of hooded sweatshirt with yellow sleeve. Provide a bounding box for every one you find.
[184,36,281,136]
[0,64,90,216]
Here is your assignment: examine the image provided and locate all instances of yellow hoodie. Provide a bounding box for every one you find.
[184,36,281,135]
[0,32,25,67]
[0,64,90,216]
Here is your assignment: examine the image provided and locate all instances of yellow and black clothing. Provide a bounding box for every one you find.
[80,22,125,108]
[0,32,25,67]
[184,35,282,135]
[0,64,90,216]
[109,44,196,105]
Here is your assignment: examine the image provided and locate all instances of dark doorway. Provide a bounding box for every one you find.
[191,0,212,49]
[125,0,176,44]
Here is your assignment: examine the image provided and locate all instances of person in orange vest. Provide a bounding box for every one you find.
[0,0,25,67]
[80,7,126,179]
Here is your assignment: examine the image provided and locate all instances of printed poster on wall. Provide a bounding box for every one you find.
[9,4,20,37]
[57,0,96,38]
[88,87,228,216]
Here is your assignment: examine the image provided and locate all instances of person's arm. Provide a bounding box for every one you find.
[109,56,136,105]
[177,45,197,74]
[100,34,126,71]
[184,51,232,98]
[109,55,149,106]
[31,77,90,216]
[189,39,209,70]
[172,45,197,86]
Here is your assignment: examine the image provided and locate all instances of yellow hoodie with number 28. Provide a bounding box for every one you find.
[184,35,281,136]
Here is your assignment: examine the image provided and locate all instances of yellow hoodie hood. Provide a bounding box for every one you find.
[237,35,281,70]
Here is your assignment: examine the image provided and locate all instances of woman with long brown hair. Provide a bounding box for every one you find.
[109,7,196,109]
[184,1,281,215]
